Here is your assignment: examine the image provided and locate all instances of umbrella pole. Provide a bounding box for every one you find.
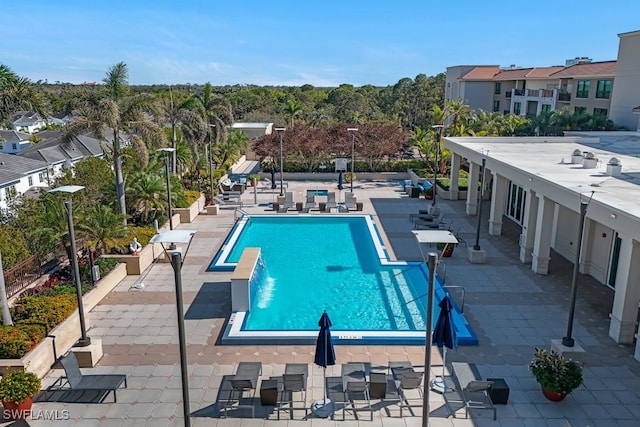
[323,366,327,405]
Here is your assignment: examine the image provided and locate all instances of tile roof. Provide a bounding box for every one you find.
[525,66,566,78]
[492,68,534,80]
[461,66,501,80]
[550,61,616,77]
[0,153,48,186]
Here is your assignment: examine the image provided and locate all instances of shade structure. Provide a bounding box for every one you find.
[312,311,336,417]
[431,293,458,393]
[270,168,277,189]
[337,171,344,190]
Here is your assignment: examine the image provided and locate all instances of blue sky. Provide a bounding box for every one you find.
[1,0,637,87]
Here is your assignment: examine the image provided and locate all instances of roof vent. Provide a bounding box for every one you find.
[606,157,622,177]
[570,149,583,164]
[582,152,598,169]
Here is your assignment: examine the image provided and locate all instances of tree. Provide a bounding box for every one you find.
[77,205,128,253]
[284,99,302,129]
[0,64,49,127]
[63,62,165,222]
[126,170,167,225]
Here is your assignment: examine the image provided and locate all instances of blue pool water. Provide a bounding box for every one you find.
[210,215,477,345]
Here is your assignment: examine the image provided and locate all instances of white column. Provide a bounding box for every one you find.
[531,194,555,274]
[465,161,480,215]
[609,234,640,344]
[488,173,508,236]
[449,154,461,200]
[519,188,538,263]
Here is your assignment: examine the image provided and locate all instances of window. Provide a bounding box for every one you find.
[575,106,587,115]
[28,176,33,186]
[12,143,17,150]
[39,172,45,183]
[0,143,3,149]
[494,82,501,95]
[6,185,17,198]
[593,108,608,117]
[513,102,521,115]
[493,100,500,112]
[576,80,590,98]
[596,80,612,99]
[541,104,551,113]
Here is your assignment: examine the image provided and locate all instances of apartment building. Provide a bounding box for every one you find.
[445,30,640,130]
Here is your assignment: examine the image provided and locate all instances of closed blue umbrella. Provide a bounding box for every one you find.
[313,311,335,415]
[431,293,457,392]
[338,171,344,190]
[270,168,277,189]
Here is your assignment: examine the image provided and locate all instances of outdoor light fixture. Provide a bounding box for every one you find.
[49,185,91,347]
[473,157,487,251]
[430,125,445,207]
[150,229,197,427]
[275,127,286,196]
[158,148,176,231]
[347,128,358,193]
[208,124,216,204]
[562,191,595,347]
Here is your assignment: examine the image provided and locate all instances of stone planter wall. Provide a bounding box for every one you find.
[174,193,205,223]
[0,263,127,378]
[261,171,409,182]
[102,243,155,276]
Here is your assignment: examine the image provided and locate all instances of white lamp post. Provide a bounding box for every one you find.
[49,185,90,347]
[208,124,216,204]
[347,128,358,193]
[275,127,286,196]
[158,148,176,230]
[150,229,197,427]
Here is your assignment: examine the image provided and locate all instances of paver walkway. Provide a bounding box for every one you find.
[6,180,639,426]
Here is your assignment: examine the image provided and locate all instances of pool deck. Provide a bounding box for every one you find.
[10,180,640,426]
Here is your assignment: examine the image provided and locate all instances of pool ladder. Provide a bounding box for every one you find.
[234,207,250,222]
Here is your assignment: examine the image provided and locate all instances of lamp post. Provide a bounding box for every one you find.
[275,127,286,196]
[49,185,90,347]
[150,230,197,427]
[158,148,176,230]
[473,157,486,251]
[347,128,358,193]
[562,192,594,347]
[430,125,444,207]
[422,252,437,427]
[208,124,216,204]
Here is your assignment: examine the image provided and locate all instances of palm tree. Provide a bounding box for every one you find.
[63,62,165,222]
[77,205,128,254]
[212,130,249,169]
[285,99,303,129]
[0,64,48,127]
[125,171,166,225]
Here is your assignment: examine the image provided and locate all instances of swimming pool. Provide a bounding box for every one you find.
[210,215,477,345]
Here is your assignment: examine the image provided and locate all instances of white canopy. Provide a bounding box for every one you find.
[150,230,197,244]
[412,230,458,244]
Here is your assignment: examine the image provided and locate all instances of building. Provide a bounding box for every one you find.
[445,29,640,129]
[442,131,640,361]
[0,130,31,154]
[0,153,50,212]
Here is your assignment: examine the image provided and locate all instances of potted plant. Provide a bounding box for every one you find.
[436,242,455,257]
[422,186,433,200]
[344,172,357,183]
[0,370,41,419]
[529,347,582,401]
[248,173,261,187]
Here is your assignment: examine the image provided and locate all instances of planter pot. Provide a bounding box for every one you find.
[442,246,455,257]
[541,386,567,401]
[2,396,34,420]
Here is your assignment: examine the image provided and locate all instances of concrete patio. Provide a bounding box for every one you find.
[6,179,640,426]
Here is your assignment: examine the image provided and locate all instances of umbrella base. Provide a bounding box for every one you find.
[430,376,455,393]
[311,399,334,418]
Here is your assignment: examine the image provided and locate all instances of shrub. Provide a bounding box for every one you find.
[95,257,118,277]
[0,327,33,359]
[10,294,78,331]
[0,370,41,404]
[529,347,583,394]
[109,226,156,254]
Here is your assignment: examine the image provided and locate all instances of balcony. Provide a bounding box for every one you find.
[514,89,525,96]
[558,92,571,102]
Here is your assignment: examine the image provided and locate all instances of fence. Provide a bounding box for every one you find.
[3,255,44,298]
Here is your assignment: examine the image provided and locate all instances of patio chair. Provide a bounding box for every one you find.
[343,192,357,211]
[279,192,295,212]
[47,352,127,403]
[303,194,316,212]
[390,362,424,417]
[221,362,262,418]
[276,363,308,419]
[340,363,372,420]
[325,192,338,212]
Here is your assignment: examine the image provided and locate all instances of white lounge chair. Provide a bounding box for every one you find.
[343,193,357,211]
[303,194,316,212]
[325,192,338,212]
[279,192,295,212]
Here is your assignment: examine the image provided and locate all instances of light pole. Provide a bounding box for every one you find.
[473,157,486,251]
[347,128,358,193]
[275,127,286,196]
[430,125,444,207]
[562,191,594,347]
[49,185,90,347]
[158,148,176,230]
[208,124,216,204]
[150,229,197,427]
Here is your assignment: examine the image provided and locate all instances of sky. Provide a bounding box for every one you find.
[1,0,638,87]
